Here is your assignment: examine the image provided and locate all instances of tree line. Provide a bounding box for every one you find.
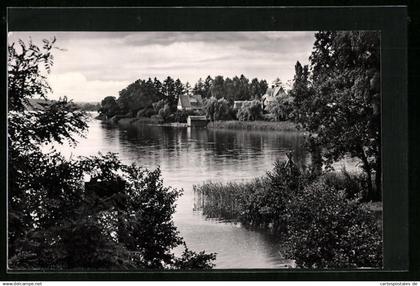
[99,75,268,120]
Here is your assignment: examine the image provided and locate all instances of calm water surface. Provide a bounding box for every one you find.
[54,113,356,268]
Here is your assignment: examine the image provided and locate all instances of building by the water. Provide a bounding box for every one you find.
[187,115,208,127]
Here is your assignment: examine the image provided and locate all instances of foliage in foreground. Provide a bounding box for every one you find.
[9,152,216,270]
[194,159,383,269]
[8,37,215,270]
[285,179,382,269]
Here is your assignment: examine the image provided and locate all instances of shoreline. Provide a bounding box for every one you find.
[207,120,300,132]
[97,115,301,133]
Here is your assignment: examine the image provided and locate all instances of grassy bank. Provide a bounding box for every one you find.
[117,117,161,125]
[194,160,383,269]
[99,116,300,132]
[207,120,299,132]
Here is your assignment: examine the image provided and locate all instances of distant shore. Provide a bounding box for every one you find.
[207,120,299,132]
[96,114,161,125]
[116,117,188,128]
[97,114,300,132]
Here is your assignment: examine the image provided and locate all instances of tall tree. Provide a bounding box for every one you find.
[292,31,381,201]
[162,76,176,109]
[100,96,120,118]
[210,75,225,99]
[249,78,261,99]
[174,78,185,106]
[203,76,213,98]
[223,77,235,104]
[193,78,205,96]
[290,61,311,122]
[153,77,164,101]
[204,97,231,121]
[259,80,269,98]
[117,79,154,116]
[238,74,250,100]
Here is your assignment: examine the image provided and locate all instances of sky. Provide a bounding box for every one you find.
[8,31,316,103]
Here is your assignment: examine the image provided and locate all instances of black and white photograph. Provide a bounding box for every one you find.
[7,29,383,271]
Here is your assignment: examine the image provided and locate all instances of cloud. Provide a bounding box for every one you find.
[9,31,316,102]
[48,72,129,102]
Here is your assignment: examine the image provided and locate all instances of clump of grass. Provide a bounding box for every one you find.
[193,180,261,222]
[194,158,308,231]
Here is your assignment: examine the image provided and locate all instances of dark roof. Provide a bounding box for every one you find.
[273,86,285,97]
[179,94,204,109]
[178,94,191,108]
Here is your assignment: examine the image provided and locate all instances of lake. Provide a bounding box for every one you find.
[53,113,356,269]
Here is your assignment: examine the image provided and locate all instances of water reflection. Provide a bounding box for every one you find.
[56,116,309,268]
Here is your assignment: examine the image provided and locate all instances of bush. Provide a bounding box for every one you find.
[171,243,216,270]
[100,96,120,118]
[153,99,165,113]
[136,107,156,118]
[284,179,383,269]
[204,97,232,121]
[323,169,364,200]
[9,152,216,270]
[237,100,262,121]
[267,96,293,121]
[261,113,276,122]
[158,104,172,122]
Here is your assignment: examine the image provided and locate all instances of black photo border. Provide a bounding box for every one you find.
[1,2,416,281]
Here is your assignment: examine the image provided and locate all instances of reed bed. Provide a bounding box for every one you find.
[207,120,299,132]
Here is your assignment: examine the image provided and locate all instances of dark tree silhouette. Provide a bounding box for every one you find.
[290,31,381,201]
